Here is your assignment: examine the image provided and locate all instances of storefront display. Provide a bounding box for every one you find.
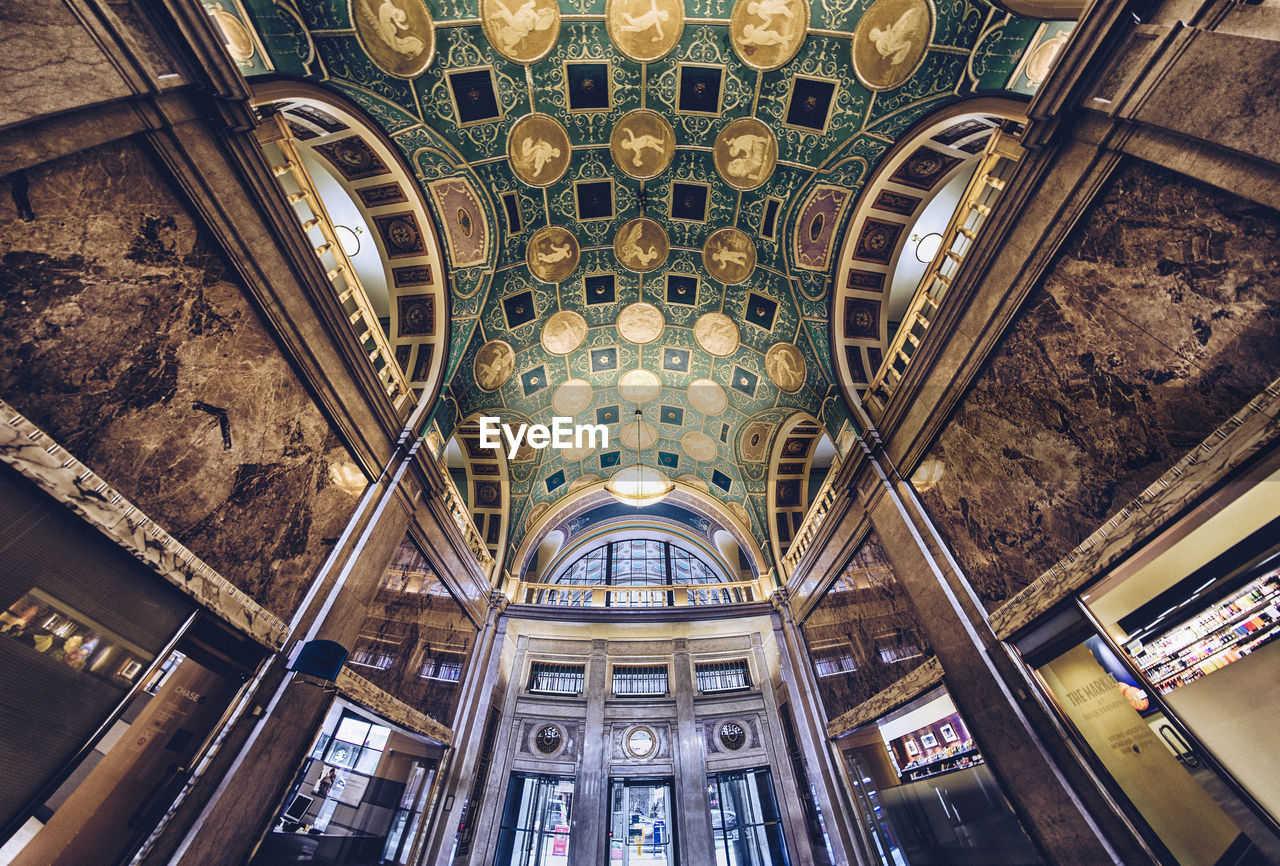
[883,708,983,783]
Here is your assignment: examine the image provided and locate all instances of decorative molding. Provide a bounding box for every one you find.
[826,656,942,738]
[336,668,454,745]
[0,399,288,649]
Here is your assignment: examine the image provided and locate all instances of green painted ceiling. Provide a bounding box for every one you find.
[234,0,1054,570]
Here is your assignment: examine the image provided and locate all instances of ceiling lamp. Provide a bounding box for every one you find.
[334,224,362,257]
[606,409,673,507]
[913,231,943,264]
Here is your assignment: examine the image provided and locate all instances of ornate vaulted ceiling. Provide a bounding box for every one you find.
[221,0,1064,570]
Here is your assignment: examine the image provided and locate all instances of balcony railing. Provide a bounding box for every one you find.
[512,578,761,607]
[255,114,411,413]
[863,130,1024,419]
[440,473,495,574]
[780,470,840,579]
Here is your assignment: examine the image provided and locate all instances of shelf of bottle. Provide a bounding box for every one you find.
[1134,585,1280,671]
[1152,618,1280,692]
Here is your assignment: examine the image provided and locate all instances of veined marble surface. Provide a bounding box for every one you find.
[336,668,453,746]
[827,656,943,738]
[0,398,287,648]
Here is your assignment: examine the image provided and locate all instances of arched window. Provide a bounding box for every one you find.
[539,540,741,608]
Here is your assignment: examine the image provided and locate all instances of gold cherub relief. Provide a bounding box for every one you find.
[352,0,436,78]
[541,310,588,354]
[508,114,572,187]
[481,0,560,64]
[729,0,808,71]
[614,217,670,273]
[527,225,581,282]
[606,0,684,61]
[610,110,675,180]
[694,313,740,357]
[713,118,777,190]
[702,227,756,285]
[765,342,806,392]
[852,0,932,91]
[474,340,516,391]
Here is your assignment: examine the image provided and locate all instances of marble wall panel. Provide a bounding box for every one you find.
[916,159,1280,610]
[801,532,933,722]
[345,536,478,726]
[0,140,364,617]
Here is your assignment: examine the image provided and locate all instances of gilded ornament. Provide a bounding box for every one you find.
[541,310,588,354]
[729,0,808,71]
[527,225,580,283]
[210,6,256,63]
[851,0,933,91]
[351,0,436,78]
[507,114,572,187]
[619,369,662,404]
[614,217,670,273]
[610,110,676,180]
[553,379,595,416]
[694,313,740,357]
[605,0,684,61]
[616,302,665,345]
[714,118,777,191]
[765,343,806,392]
[702,227,756,285]
[688,378,728,415]
[681,431,718,462]
[481,0,560,64]
[474,340,516,391]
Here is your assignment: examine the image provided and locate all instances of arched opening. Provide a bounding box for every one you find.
[768,414,839,572]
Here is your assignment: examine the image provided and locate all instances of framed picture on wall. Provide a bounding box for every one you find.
[903,738,919,756]
[920,732,938,749]
[940,723,958,743]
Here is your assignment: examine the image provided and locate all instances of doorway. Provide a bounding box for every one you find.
[609,778,676,866]
[493,772,575,866]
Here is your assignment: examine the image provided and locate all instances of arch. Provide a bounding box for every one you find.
[442,413,512,577]
[251,81,451,417]
[988,0,1085,19]
[767,413,839,570]
[831,97,1028,410]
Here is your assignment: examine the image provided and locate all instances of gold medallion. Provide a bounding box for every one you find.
[616,302,665,344]
[693,313,740,357]
[688,378,728,415]
[474,340,516,391]
[729,0,808,72]
[681,431,718,462]
[619,369,662,403]
[481,0,560,64]
[702,227,756,285]
[851,0,933,91]
[553,378,595,415]
[713,118,777,190]
[350,0,436,78]
[614,217,670,273]
[507,113,572,187]
[527,225,581,282]
[605,0,684,61]
[541,310,588,354]
[610,110,676,180]
[765,342,806,392]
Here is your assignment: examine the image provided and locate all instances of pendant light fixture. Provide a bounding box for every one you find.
[606,408,674,507]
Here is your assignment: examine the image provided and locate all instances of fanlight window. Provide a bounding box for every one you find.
[538,540,743,608]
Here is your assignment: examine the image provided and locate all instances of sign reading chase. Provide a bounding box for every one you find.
[479,417,609,459]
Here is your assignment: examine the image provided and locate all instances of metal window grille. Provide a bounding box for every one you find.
[419,652,464,681]
[814,650,857,677]
[527,661,586,694]
[612,664,669,696]
[695,659,751,692]
[876,640,922,664]
[349,636,397,670]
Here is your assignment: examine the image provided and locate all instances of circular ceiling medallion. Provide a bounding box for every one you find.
[703,228,757,285]
[618,369,662,404]
[714,118,778,191]
[688,378,728,415]
[212,10,255,62]
[553,378,594,415]
[851,0,933,92]
[719,721,747,751]
[619,420,659,450]
[542,310,588,354]
[527,225,580,283]
[616,302,665,344]
[474,340,516,391]
[351,0,436,78]
[611,110,676,180]
[1025,34,1067,87]
[625,726,658,759]
[681,431,718,462]
[481,0,561,64]
[535,724,564,754]
[730,0,808,71]
[605,0,684,61]
[614,217,670,273]
[507,113,572,187]
[765,343,806,392]
[693,313,740,357]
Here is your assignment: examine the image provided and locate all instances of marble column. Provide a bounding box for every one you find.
[671,639,715,866]
[571,640,610,866]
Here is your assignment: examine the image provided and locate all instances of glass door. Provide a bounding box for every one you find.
[609,778,676,865]
[494,773,575,866]
[707,769,790,866]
